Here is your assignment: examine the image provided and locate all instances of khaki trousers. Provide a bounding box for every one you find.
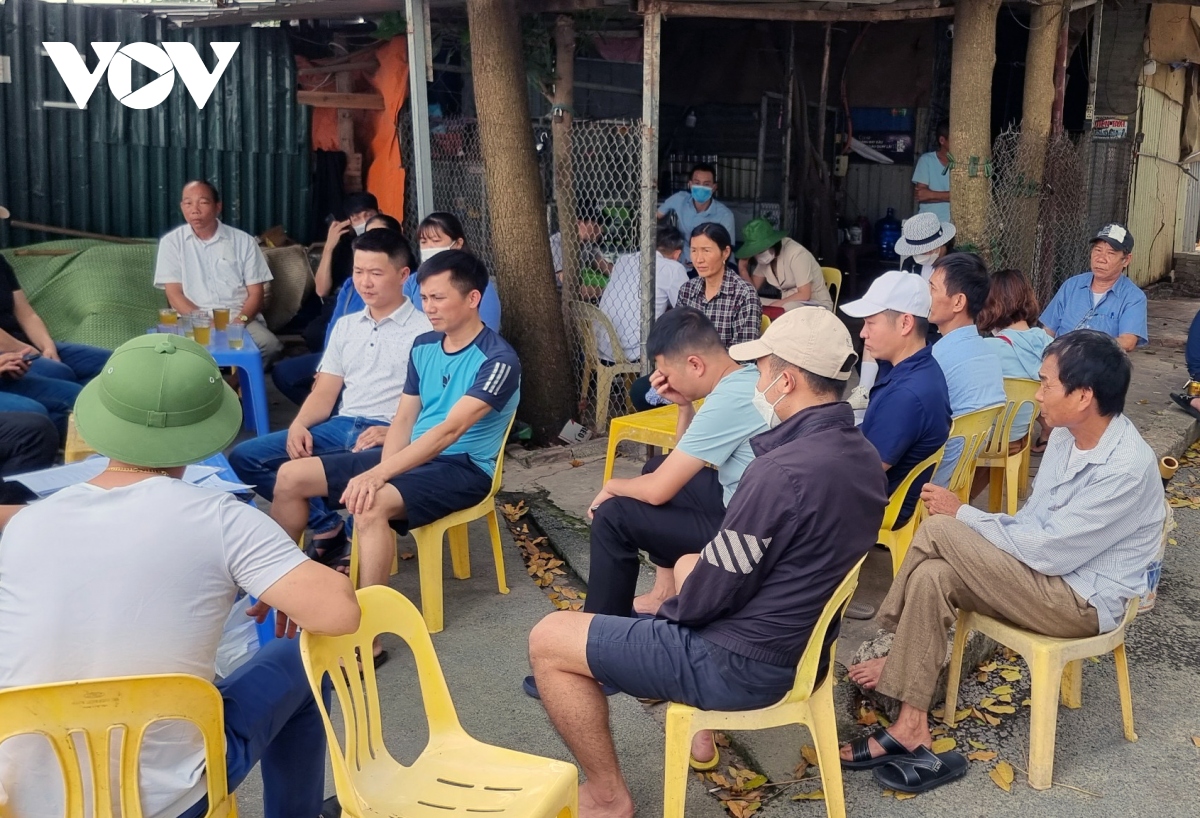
[876,515,1099,711]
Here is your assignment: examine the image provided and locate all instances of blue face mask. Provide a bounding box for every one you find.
[690,184,714,204]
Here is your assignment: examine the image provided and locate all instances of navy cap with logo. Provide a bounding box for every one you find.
[1092,223,1134,254]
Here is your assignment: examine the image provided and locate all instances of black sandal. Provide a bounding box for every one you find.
[841,727,916,770]
[1171,393,1200,421]
[872,746,968,793]
[306,528,349,568]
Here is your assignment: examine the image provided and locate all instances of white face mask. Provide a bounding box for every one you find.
[751,373,786,429]
[420,245,455,264]
[353,221,367,236]
[914,251,940,266]
[755,249,776,266]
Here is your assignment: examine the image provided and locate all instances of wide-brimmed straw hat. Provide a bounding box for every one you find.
[894,212,956,257]
[74,334,242,468]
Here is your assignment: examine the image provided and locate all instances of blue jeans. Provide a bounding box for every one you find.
[0,376,80,439]
[178,637,332,818]
[228,414,387,535]
[271,352,321,407]
[27,341,111,384]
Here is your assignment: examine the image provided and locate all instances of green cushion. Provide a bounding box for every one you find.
[0,240,166,350]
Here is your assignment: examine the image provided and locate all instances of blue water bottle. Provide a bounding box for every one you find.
[876,208,902,261]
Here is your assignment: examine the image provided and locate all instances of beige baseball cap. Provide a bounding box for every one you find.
[730,306,858,380]
[0,205,9,220]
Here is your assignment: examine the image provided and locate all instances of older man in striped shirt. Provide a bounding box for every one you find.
[840,330,1164,794]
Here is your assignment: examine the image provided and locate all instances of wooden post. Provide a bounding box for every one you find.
[638,5,663,374]
[333,34,362,192]
[552,15,582,328]
[948,0,1003,253]
[780,24,796,231]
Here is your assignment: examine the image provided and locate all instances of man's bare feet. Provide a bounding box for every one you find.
[579,780,635,818]
[846,656,886,690]
[632,591,670,616]
[690,730,716,764]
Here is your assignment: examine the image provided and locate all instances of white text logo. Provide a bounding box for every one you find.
[43,42,239,110]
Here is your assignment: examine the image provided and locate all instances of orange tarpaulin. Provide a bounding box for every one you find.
[295,37,409,223]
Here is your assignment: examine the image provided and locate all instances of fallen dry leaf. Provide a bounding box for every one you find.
[954,707,972,722]
[569,459,584,467]
[1169,538,1179,546]
[1000,669,1022,682]
[982,711,1002,726]
[975,671,989,683]
[1021,698,1033,707]
[968,740,988,750]
[399,551,414,560]
[986,704,1017,715]
[793,759,810,779]
[1193,736,1200,748]
[931,707,944,719]
[791,790,824,801]
[894,792,917,800]
[801,745,820,768]
[979,696,996,708]
[991,685,1013,695]
[858,705,880,726]
[979,661,998,672]
[997,693,1012,703]
[742,774,768,791]
[931,737,957,753]
[968,750,998,762]
[989,760,1015,792]
[500,501,528,522]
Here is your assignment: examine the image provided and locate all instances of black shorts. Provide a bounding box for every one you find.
[320,450,492,534]
[585,615,797,712]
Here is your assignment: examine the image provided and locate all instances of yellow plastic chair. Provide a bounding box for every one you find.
[64,413,98,463]
[349,417,515,633]
[877,447,945,576]
[0,674,237,817]
[975,378,1041,515]
[662,555,867,818]
[944,599,1138,790]
[821,266,842,310]
[569,300,640,432]
[945,404,1005,503]
[300,586,578,818]
[602,403,685,483]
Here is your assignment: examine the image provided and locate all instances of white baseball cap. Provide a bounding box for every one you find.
[840,270,932,319]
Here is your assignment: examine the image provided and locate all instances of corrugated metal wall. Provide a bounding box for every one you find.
[1126,84,1183,286]
[841,163,915,227]
[0,0,311,247]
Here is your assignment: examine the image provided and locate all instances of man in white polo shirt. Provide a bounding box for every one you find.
[229,229,432,571]
[154,179,283,363]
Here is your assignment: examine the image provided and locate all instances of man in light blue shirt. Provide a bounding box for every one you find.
[1041,223,1146,352]
[912,121,951,224]
[658,163,736,266]
[583,308,766,617]
[927,253,1006,486]
[842,331,1162,788]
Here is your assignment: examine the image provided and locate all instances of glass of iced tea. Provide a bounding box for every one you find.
[178,313,194,339]
[158,308,178,327]
[191,311,212,347]
[226,321,245,350]
[213,307,230,331]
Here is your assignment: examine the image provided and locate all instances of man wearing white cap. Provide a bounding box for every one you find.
[528,308,887,817]
[842,271,951,525]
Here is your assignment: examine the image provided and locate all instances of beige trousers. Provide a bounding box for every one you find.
[246,317,283,365]
[876,515,1099,711]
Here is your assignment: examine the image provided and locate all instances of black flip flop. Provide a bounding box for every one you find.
[872,746,969,793]
[373,649,389,669]
[1171,393,1200,421]
[841,727,915,770]
[306,527,349,568]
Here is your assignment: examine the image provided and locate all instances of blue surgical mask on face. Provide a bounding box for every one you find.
[690,184,714,204]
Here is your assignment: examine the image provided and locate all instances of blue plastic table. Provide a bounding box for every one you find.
[209,331,270,437]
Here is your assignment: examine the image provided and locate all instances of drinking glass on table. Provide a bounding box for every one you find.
[158,308,178,328]
[213,307,230,331]
[192,311,212,347]
[178,312,194,339]
[225,321,245,350]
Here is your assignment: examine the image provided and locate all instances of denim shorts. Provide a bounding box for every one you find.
[585,615,797,711]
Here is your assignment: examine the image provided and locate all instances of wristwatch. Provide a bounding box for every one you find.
[238,314,250,324]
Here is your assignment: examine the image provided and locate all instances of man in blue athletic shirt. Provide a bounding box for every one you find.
[271,250,520,655]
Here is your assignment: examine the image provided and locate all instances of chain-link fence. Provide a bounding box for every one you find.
[412,114,648,432]
[984,127,1091,307]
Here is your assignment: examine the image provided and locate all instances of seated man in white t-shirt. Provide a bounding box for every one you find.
[230,229,433,572]
[0,334,360,818]
[153,179,283,363]
[597,225,689,362]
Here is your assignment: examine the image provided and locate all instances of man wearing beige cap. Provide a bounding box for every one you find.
[528,307,888,818]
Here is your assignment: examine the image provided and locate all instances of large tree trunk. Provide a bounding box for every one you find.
[468,0,574,442]
[1012,0,1071,284]
[552,16,582,325]
[948,0,1002,254]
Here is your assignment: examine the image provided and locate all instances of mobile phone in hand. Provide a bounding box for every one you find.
[21,351,41,363]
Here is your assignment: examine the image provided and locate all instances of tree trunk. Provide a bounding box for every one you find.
[1013,0,1071,286]
[468,0,574,442]
[552,16,582,322]
[948,0,1002,254]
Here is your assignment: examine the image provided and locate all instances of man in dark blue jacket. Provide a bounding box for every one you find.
[528,307,888,818]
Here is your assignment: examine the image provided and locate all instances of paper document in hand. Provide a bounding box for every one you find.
[9,457,240,497]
